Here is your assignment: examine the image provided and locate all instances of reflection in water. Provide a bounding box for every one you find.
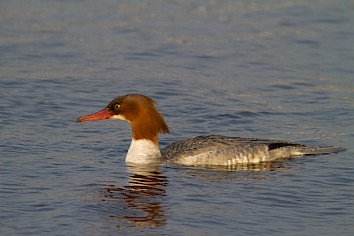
[185,160,289,172]
[179,160,301,182]
[100,165,168,229]
[194,160,291,172]
[98,160,296,228]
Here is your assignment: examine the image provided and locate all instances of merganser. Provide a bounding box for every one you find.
[77,94,346,166]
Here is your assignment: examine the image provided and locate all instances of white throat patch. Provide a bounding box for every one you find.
[111,114,127,121]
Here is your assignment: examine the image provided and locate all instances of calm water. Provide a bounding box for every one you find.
[1,1,354,235]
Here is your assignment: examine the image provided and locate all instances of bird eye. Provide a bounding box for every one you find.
[114,104,120,110]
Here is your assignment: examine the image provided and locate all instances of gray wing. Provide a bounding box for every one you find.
[161,135,302,165]
[161,135,345,165]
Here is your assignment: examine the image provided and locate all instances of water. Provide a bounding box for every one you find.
[1,1,353,235]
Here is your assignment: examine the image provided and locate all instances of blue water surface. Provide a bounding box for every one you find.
[1,1,353,235]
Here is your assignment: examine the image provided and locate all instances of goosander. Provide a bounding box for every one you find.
[77,94,345,166]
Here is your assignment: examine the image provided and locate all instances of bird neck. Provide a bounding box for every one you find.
[125,138,162,164]
[124,102,169,164]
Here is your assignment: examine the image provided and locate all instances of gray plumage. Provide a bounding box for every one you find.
[161,135,345,166]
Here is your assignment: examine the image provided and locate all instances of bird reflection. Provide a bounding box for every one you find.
[98,160,294,228]
[178,160,297,182]
[196,160,290,172]
[100,165,168,228]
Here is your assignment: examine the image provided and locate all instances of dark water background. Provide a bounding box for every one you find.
[1,1,353,235]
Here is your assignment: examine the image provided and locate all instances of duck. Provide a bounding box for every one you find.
[77,94,345,166]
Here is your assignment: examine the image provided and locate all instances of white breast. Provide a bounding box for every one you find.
[125,139,162,164]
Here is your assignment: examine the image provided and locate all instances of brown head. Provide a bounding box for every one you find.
[77,94,170,144]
